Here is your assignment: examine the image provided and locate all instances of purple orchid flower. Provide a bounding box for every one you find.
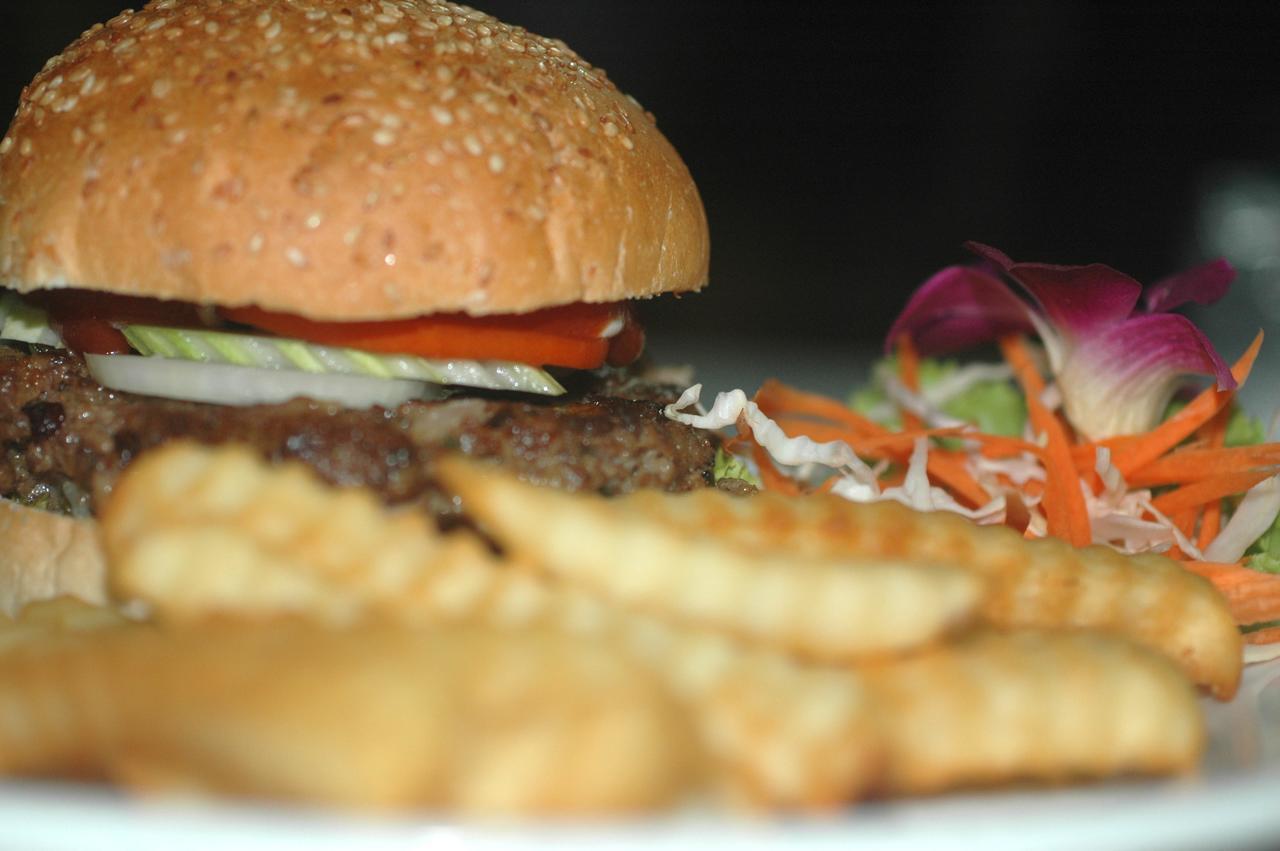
[886,241,1237,440]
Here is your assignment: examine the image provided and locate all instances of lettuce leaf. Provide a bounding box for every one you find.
[1246,511,1280,574]
[713,447,761,488]
[849,356,1026,437]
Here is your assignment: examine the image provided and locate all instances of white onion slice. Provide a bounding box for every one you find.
[86,354,439,409]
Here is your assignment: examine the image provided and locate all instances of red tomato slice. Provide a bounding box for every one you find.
[222,302,642,369]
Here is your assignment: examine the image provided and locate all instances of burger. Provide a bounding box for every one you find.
[0,0,715,612]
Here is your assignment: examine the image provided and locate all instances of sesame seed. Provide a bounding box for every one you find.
[462,134,483,155]
[151,78,172,98]
[429,105,453,125]
[306,9,327,21]
[71,127,86,145]
[248,232,265,253]
[487,153,505,173]
[264,21,282,40]
[305,212,323,229]
[255,11,272,28]
[204,21,219,35]
[372,128,397,146]
[386,31,407,45]
[79,72,97,95]
[0,137,12,155]
[113,37,137,54]
[285,247,308,268]
[18,139,32,157]
[52,96,78,114]
[383,253,397,267]
[344,226,363,247]
[602,121,619,137]
[620,136,635,150]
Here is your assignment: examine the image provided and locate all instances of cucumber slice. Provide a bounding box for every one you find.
[120,324,566,396]
[0,291,61,347]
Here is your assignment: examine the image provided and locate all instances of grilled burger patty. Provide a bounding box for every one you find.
[0,346,716,522]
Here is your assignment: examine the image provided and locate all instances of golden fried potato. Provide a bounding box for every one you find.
[0,620,694,814]
[437,456,981,661]
[101,443,882,809]
[586,486,1242,699]
[862,631,1204,794]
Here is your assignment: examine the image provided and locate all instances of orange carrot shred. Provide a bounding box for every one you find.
[1180,560,1280,626]
[1245,626,1280,645]
[896,335,924,431]
[1126,443,1280,487]
[1114,330,1264,479]
[754,378,990,506]
[755,380,885,436]
[1197,405,1231,551]
[1150,469,1279,515]
[1000,335,1091,547]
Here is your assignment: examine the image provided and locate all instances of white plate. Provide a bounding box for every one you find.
[5,339,1278,851]
[1,658,1277,851]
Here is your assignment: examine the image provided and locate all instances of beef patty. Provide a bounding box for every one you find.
[0,345,716,522]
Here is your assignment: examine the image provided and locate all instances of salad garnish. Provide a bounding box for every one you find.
[666,245,1280,647]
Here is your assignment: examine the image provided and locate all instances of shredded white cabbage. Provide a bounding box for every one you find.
[1205,474,1280,563]
[668,382,1275,566]
[665,385,1004,521]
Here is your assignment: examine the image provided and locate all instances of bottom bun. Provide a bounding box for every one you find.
[0,500,107,615]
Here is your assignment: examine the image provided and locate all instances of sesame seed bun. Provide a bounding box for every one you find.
[0,0,709,319]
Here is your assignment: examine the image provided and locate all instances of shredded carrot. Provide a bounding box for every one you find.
[1167,508,1199,548]
[755,379,886,437]
[1112,331,1264,479]
[755,379,990,506]
[1180,561,1280,626]
[1196,407,1231,551]
[1151,469,1279,516]
[1245,626,1280,645]
[771,417,965,456]
[896,335,924,431]
[1126,443,1280,487]
[1000,335,1091,547]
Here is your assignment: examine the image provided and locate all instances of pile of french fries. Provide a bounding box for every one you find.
[0,441,1239,814]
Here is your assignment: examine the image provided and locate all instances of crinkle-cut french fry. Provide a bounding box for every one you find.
[102,440,541,628]
[605,486,1242,699]
[0,621,694,814]
[436,456,980,661]
[862,631,1204,794]
[101,443,882,809]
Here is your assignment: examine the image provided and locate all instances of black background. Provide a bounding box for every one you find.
[2,1,1278,347]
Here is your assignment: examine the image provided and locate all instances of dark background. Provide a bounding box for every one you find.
[3,1,1279,350]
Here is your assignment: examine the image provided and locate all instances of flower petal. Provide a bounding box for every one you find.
[1143,258,1235,314]
[964,242,1142,338]
[884,265,1035,354]
[1055,312,1237,439]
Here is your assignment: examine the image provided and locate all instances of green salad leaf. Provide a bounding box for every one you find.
[849,356,1026,437]
[713,447,761,488]
[1246,512,1280,574]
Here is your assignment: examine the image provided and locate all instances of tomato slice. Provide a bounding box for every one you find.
[222,302,642,369]
[30,290,208,355]
[28,288,645,369]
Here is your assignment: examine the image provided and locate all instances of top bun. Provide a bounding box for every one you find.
[0,1,708,319]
